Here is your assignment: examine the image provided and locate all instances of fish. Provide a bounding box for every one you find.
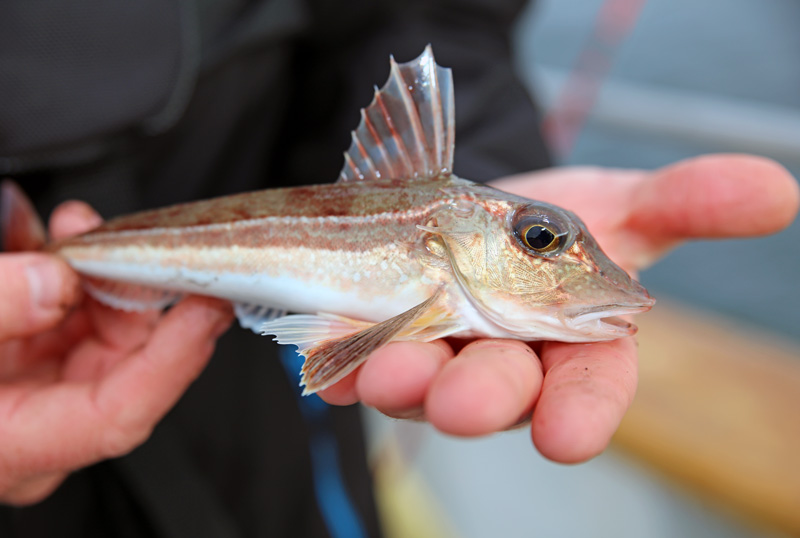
[18,46,654,394]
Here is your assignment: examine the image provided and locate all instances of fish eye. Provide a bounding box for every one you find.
[522,224,559,252]
[511,206,572,257]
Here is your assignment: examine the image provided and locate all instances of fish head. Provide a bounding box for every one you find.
[425,185,655,342]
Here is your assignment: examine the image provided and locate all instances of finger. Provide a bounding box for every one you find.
[86,300,161,354]
[0,470,67,506]
[0,253,81,340]
[49,200,103,240]
[49,202,162,358]
[58,306,161,383]
[1,180,47,251]
[351,340,452,417]
[92,297,233,456]
[317,368,361,406]
[627,154,799,242]
[491,166,640,226]
[491,155,800,271]
[532,337,638,463]
[425,340,542,436]
[15,308,93,373]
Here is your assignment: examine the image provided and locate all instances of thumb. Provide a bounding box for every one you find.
[627,154,799,239]
[0,253,81,341]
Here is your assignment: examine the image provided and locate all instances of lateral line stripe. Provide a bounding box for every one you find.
[80,203,448,241]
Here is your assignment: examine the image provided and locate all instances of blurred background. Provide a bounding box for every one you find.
[367,1,800,537]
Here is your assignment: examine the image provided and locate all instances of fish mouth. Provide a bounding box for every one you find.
[597,315,634,331]
[567,300,655,336]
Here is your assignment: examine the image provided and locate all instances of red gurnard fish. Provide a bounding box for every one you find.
[33,47,653,394]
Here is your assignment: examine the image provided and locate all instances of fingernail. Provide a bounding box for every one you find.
[212,316,233,338]
[377,406,426,421]
[210,304,234,337]
[25,260,64,310]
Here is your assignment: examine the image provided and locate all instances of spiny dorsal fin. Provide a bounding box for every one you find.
[338,45,455,183]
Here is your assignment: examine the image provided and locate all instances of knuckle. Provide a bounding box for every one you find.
[98,418,153,459]
[92,392,155,459]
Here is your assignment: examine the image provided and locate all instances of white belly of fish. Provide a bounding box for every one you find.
[67,256,434,323]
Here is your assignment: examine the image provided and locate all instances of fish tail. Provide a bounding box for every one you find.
[1,181,182,311]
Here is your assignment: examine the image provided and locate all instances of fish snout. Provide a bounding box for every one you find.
[601,279,656,318]
[561,269,655,338]
[620,277,656,310]
[591,253,655,310]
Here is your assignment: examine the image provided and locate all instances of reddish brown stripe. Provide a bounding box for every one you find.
[94,178,447,229]
[54,178,455,253]
[363,111,392,179]
[374,90,412,178]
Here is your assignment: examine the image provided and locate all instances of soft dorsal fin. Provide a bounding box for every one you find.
[338,45,455,183]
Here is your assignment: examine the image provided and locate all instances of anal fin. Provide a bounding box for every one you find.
[234,302,287,334]
[261,289,460,395]
[83,277,182,311]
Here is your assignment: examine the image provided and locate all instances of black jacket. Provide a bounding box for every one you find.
[0,0,549,536]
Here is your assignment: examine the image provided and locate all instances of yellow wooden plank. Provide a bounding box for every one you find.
[614,300,800,535]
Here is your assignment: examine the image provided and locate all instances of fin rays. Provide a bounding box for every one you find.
[234,302,287,333]
[338,45,455,183]
[261,290,459,394]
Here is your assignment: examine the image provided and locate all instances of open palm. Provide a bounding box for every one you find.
[319,154,799,463]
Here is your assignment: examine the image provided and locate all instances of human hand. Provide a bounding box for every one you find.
[318,154,799,463]
[0,192,233,505]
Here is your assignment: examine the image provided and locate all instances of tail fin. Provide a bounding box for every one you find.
[0,180,47,251]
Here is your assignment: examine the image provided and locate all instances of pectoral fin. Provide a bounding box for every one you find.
[261,289,460,394]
